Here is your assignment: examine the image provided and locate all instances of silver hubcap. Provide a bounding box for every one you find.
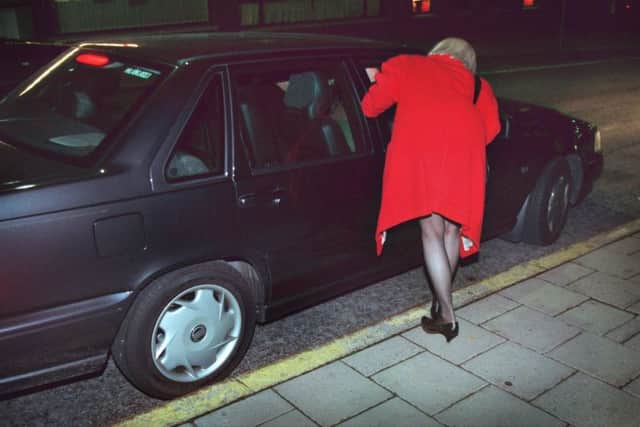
[546,175,569,233]
[151,284,242,383]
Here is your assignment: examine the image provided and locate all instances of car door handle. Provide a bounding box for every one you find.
[271,188,288,207]
[238,188,288,208]
[238,193,257,208]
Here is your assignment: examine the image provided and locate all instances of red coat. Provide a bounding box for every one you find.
[361,54,501,258]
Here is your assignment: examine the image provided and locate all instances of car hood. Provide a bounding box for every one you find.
[0,140,90,193]
[500,97,556,116]
[499,97,585,124]
[499,97,581,131]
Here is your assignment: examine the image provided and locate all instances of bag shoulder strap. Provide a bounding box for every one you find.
[473,74,482,104]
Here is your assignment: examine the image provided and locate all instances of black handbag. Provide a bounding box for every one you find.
[473,74,482,104]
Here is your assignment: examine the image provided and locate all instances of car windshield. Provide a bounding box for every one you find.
[0,49,165,160]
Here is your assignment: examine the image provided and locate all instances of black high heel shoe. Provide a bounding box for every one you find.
[421,316,459,343]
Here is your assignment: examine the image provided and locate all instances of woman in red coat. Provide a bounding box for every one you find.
[361,38,501,342]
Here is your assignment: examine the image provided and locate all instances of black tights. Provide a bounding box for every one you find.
[419,214,460,323]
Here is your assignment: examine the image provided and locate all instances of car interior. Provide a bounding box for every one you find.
[166,78,225,180]
[238,70,352,170]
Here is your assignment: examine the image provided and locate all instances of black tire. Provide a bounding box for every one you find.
[522,157,572,245]
[111,262,256,399]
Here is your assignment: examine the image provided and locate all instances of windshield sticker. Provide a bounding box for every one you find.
[124,67,155,79]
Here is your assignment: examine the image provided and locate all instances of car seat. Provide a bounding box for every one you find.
[282,71,349,162]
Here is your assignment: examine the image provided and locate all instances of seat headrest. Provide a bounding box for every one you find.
[283,71,331,119]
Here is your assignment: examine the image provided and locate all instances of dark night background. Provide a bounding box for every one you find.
[1,1,639,47]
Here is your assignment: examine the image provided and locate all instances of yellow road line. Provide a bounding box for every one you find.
[117,217,640,427]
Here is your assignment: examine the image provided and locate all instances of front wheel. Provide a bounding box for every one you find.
[111,262,256,399]
[522,157,572,245]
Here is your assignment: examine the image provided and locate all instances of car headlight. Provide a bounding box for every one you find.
[593,128,602,153]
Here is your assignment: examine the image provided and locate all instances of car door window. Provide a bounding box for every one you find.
[354,56,398,148]
[233,60,366,171]
[165,75,225,181]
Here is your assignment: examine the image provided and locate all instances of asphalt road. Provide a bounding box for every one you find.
[2,54,640,427]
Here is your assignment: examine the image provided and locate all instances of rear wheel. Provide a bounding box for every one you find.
[522,157,572,245]
[111,262,256,399]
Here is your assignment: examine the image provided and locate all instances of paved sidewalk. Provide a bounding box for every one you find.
[182,232,640,427]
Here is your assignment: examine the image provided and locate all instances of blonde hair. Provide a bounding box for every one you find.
[429,37,477,73]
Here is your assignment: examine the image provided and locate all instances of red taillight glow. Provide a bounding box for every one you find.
[523,0,535,7]
[75,53,110,67]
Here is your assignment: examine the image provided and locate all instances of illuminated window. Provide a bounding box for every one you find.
[412,0,431,14]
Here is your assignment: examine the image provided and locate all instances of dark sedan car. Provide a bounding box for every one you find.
[0,32,602,399]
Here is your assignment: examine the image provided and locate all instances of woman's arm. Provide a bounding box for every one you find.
[361,55,406,118]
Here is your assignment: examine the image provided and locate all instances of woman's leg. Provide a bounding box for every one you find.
[425,215,461,319]
[444,219,460,276]
[419,214,455,324]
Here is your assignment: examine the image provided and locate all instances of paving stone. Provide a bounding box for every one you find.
[462,342,575,400]
[557,300,635,335]
[625,332,640,352]
[457,294,520,324]
[574,247,640,279]
[259,410,317,427]
[537,262,594,287]
[630,272,640,284]
[628,301,640,314]
[342,336,423,377]
[606,316,640,342]
[624,376,640,398]
[402,319,505,364]
[336,397,441,427]
[483,306,580,353]
[274,361,392,427]
[372,351,486,415]
[602,237,640,255]
[534,373,640,427]
[499,278,589,316]
[436,386,564,427]
[567,272,640,309]
[547,333,640,386]
[194,390,292,427]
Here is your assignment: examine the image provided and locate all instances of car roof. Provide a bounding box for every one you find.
[69,31,409,65]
